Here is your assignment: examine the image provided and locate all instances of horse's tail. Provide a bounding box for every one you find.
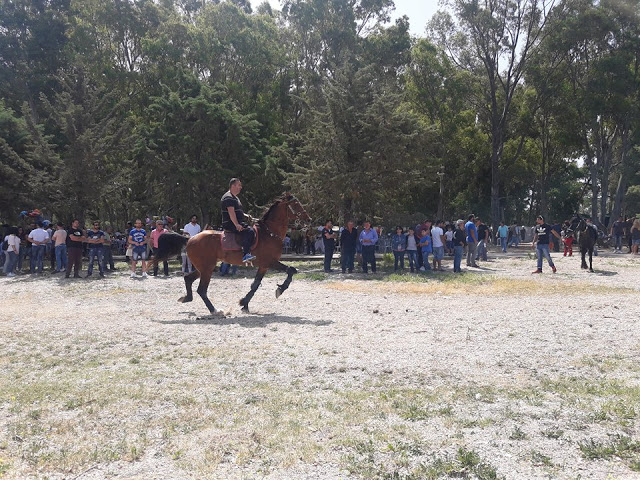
[154,233,188,266]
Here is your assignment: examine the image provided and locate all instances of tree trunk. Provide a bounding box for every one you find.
[490,131,502,232]
[611,127,630,221]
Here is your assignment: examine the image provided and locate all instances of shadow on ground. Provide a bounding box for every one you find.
[154,312,333,328]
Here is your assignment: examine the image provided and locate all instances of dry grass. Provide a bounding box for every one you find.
[324,276,636,296]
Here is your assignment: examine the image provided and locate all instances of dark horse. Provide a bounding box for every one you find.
[567,214,597,272]
[153,193,311,313]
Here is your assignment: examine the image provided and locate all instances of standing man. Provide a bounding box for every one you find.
[150,219,169,276]
[51,222,67,273]
[221,178,256,263]
[611,216,625,253]
[532,215,562,274]
[508,222,520,248]
[340,220,358,274]
[431,220,446,271]
[321,220,337,273]
[452,220,466,273]
[129,219,148,278]
[182,214,201,273]
[476,218,489,261]
[465,215,479,268]
[28,221,49,274]
[183,214,201,239]
[65,219,85,278]
[359,220,378,273]
[86,221,106,278]
[102,226,115,271]
[497,221,509,253]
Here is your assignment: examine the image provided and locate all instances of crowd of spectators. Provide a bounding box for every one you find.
[2,213,639,278]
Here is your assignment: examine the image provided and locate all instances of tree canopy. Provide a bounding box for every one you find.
[1,0,638,228]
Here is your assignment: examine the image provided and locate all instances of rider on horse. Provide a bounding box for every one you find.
[221,178,256,263]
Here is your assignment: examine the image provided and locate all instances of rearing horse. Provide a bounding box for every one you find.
[567,214,597,272]
[154,193,311,313]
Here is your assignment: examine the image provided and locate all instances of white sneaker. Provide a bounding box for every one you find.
[7,273,15,277]
[142,272,148,278]
[419,266,426,272]
[130,272,137,278]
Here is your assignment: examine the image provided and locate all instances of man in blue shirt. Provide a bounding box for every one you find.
[129,219,148,278]
[497,221,509,253]
[418,228,432,271]
[464,214,479,268]
[359,221,378,273]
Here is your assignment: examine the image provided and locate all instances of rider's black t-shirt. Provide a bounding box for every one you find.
[535,223,552,244]
[221,191,245,230]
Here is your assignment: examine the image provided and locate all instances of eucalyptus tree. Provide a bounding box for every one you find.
[429,0,559,229]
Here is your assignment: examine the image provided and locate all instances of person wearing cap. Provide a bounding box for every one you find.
[532,215,562,274]
[452,220,466,273]
[150,219,169,276]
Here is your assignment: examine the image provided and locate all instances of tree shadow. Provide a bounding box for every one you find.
[154,312,333,328]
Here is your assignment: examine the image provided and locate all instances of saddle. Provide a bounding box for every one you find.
[221,226,259,251]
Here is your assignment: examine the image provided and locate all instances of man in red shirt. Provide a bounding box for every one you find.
[150,220,169,276]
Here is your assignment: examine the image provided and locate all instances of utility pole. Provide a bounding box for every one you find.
[437,168,445,221]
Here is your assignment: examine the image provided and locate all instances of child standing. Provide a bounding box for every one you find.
[418,228,432,272]
[406,227,418,273]
[391,226,406,271]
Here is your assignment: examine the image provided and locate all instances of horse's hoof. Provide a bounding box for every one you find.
[178,296,193,303]
[241,306,249,313]
[275,288,282,299]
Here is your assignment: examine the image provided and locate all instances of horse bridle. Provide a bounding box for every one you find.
[261,197,309,240]
[286,197,309,227]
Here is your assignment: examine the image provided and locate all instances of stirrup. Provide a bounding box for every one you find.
[242,253,256,262]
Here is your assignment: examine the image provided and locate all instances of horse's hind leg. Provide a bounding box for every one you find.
[271,261,297,298]
[240,267,268,313]
[179,270,200,303]
[196,268,217,313]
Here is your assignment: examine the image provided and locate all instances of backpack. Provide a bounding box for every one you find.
[1,239,8,251]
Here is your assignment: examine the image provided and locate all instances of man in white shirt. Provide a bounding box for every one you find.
[3,227,20,276]
[431,219,446,271]
[28,222,50,274]
[181,215,201,273]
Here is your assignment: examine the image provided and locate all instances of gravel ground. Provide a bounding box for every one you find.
[1,250,639,479]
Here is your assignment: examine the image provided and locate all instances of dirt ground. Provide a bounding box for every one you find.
[1,249,640,479]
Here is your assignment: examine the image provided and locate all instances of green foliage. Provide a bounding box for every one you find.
[0,0,638,228]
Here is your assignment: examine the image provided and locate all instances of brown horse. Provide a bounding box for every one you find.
[154,193,311,313]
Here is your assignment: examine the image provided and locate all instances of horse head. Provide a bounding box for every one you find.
[282,193,312,226]
[567,214,585,234]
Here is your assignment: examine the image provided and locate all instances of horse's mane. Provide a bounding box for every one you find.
[260,193,293,222]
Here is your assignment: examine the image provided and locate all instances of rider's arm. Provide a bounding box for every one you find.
[227,206,243,230]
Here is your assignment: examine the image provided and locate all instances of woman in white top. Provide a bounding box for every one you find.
[3,227,20,276]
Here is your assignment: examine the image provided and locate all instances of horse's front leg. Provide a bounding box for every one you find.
[581,247,588,269]
[589,249,594,272]
[271,261,297,298]
[240,267,268,313]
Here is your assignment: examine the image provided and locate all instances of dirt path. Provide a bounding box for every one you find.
[1,252,639,479]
